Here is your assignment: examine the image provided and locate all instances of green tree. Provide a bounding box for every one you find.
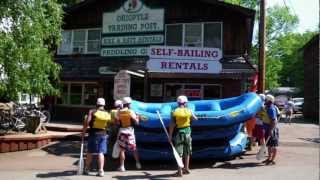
[223,0,258,9]
[0,0,63,100]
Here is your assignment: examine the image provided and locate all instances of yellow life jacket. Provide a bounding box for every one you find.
[256,108,271,124]
[118,109,132,128]
[172,107,192,128]
[110,109,118,123]
[92,110,111,129]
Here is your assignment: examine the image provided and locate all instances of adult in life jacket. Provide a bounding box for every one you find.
[81,98,112,177]
[116,97,141,172]
[169,95,198,177]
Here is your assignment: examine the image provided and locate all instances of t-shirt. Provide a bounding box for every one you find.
[266,104,277,122]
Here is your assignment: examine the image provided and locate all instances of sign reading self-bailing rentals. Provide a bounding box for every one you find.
[101,0,164,57]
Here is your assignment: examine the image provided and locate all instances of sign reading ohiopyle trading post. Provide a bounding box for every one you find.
[101,0,164,57]
[114,70,131,100]
[147,46,223,74]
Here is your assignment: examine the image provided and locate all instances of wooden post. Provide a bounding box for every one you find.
[258,0,266,93]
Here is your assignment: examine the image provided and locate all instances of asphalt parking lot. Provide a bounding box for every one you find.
[0,116,318,180]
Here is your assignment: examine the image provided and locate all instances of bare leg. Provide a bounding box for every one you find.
[119,148,125,170]
[184,155,190,172]
[133,150,140,162]
[98,153,104,171]
[85,153,92,170]
[270,147,277,161]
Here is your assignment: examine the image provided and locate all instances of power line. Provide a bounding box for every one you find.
[282,0,298,17]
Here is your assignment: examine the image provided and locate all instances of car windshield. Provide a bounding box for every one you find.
[293,98,303,103]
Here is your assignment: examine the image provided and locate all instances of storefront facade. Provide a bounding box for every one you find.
[53,0,256,121]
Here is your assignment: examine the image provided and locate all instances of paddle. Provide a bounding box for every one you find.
[256,136,271,160]
[77,139,84,175]
[156,111,184,168]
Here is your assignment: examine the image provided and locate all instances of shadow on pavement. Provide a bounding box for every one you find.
[36,170,77,178]
[213,161,264,169]
[113,171,175,180]
[298,138,320,144]
[41,140,81,158]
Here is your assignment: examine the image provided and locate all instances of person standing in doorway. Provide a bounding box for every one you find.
[169,95,198,177]
[263,94,279,165]
[116,97,141,172]
[82,98,112,177]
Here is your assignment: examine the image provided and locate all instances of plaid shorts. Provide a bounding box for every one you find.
[174,132,192,157]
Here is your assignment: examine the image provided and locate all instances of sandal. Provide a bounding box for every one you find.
[262,159,270,163]
[182,168,190,174]
[173,171,183,177]
[266,160,276,165]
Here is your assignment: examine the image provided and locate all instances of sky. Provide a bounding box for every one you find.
[267,0,319,32]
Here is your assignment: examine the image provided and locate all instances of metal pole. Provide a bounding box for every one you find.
[258,0,266,93]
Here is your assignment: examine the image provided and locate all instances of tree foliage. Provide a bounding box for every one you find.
[0,0,63,100]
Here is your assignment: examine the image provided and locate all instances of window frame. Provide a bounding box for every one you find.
[55,82,98,107]
[57,28,101,55]
[165,22,223,49]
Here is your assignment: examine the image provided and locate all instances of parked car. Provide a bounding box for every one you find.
[292,98,304,113]
[274,95,289,110]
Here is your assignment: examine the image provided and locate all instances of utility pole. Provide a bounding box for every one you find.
[258,0,266,93]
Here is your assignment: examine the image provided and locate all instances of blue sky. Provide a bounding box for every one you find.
[268,0,319,32]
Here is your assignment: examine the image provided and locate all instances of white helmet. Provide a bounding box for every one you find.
[114,100,122,107]
[96,98,106,106]
[259,94,266,101]
[265,94,275,103]
[177,95,188,104]
[122,97,132,104]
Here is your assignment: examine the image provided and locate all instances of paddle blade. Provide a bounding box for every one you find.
[256,145,266,160]
[171,143,184,168]
[77,143,84,175]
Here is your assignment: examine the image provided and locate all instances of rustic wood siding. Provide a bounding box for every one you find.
[303,35,319,121]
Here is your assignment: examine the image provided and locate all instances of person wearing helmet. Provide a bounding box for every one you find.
[82,98,112,177]
[108,100,123,160]
[284,99,294,124]
[115,97,141,172]
[263,94,279,165]
[169,95,197,177]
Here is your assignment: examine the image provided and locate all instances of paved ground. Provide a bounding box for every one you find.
[0,115,319,180]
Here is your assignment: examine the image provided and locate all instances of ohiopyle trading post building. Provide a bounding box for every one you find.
[52,0,256,122]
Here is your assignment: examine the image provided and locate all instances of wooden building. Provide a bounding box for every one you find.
[53,0,256,121]
[302,34,319,122]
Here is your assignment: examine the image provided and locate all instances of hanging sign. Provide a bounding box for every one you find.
[149,46,222,61]
[102,0,164,34]
[114,70,131,100]
[147,59,222,74]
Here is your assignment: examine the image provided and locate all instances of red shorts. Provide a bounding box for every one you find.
[253,124,265,140]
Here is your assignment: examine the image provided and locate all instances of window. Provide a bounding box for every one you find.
[165,22,222,49]
[184,23,202,47]
[73,30,86,53]
[57,28,101,55]
[56,82,98,106]
[165,24,183,46]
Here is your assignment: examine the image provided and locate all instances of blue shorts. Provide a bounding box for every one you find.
[87,134,108,154]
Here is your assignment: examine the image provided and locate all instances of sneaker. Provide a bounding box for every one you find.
[97,170,104,177]
[136,162,142,169]
[118,166,126,172]
[83,168,90,175]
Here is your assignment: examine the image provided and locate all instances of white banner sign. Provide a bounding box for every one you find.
[102,34,164,46]
[102,0,164,34]
[114,70,131,100]
[147,59,222,74]
[149,46,222,61]
[101,47,148,57]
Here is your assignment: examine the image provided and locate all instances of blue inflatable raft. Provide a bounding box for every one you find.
[128,93,261,160]
[132,92,262,129]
